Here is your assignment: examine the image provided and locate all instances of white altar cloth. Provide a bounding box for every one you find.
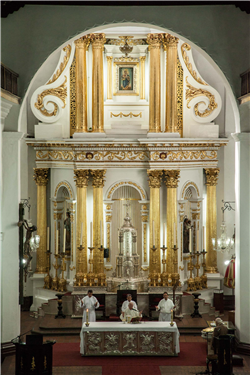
[80,321,180,355]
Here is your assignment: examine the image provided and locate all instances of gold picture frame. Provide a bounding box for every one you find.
[113,57,139,96]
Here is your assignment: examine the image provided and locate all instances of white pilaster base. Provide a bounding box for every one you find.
[73,132,107,138]
[30,273,47,311]
[206,273,223,290]
[35,123,62,138]
[147,132,180,138]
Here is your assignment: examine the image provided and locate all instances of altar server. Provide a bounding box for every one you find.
[156,292,175,322]
[81,290,100,322]
[121,294,137,313]
[120,302,142,321]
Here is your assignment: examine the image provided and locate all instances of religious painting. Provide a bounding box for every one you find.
[113,58,139,96]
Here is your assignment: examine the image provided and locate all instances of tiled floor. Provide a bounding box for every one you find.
[2,311,250,375]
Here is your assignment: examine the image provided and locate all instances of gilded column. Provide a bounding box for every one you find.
[164,170,180,275]
[106,56,113,100]
[90,33,106,132]
[146,34,163,133]
[74,170,89,274]
[33,168,49,273]
[205,168,220,273]
[163,34,179,133]
[91,170,106,274]
[74,36,90,133]
[147,170,163,275]
[140,56,146,100]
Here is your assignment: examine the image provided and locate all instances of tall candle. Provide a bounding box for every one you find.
[80,222,83,246]
[90,222,93,247]
[203,226,205,250]
[152,220,155,247]
[63,228,66,253]
[197,226,199,252]
[47,227,49,250]
[86,308,89,324]
[56,230,58,254]
[189,228,191,252]
[100,220,102,246]
[171,309,174,325]
[163,223,166,246]
[174,222,176,246]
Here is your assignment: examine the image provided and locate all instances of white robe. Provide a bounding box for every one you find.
[121,300,137,312]
[81,295,100,323]
[120,307,141,321]
[157,298,174,322]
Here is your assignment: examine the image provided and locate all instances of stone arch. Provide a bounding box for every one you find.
[180,181,199,200]
[54,181,75,200]
[106,180,147,201]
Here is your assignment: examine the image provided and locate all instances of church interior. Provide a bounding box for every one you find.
[1,2,250,374]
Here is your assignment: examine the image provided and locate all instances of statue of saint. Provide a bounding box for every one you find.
[64,211,71,255]
[183,218,192,253]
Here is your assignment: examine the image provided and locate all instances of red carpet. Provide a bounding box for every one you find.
[53,342,207,368]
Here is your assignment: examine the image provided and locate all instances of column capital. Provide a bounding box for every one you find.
[146,33,164,49]
[163,33,179,50]
[91,169,106,188]
[164,170,180,188]
[106,56,113,62]
[204,168,220,186]
[74,169,89,188]
[33,168,49,186]
[140,56,147,62]
[74,35,91,49]
[90,33,106,48]
[147,170,163,188]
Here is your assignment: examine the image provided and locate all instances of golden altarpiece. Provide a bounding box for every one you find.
[27,28,227,316]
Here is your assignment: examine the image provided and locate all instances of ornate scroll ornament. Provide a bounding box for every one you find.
[205,168,220,186]
[74,35,91,49]
[114,56,139,63]
[74,169,89,188]
[70,55,76,136]
[33,168,49,186]
[158,332,173,353]
[162,33,179,50]
[140,333,155,352]
[123,333,136,350]
[186,77,218,118]
[164,170,180,188]
[90,33,106,48]
[147,170,163,188]
[143,223,147,263]
[91,169,106,188]
[104,333,120,354]
[110,112,142,118]
[34,76,67,117]
[47,45,71,85]
[106,215,112,222]
[177,57,183,136]
[146,33,164,49]
[181,43,207,86]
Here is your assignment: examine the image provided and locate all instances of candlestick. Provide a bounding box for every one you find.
[47,227,49,250]
[203,226,205,249]
[197,226,199,253]
[152,220,155,247]
[163,223,166,246]
[85,308,89,326]
[80,222,83,246]
[56,230,58,254]
[90,222,93,247]
[170,309,174,326]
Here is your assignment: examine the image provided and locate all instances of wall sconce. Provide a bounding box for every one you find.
[212,200,235,253]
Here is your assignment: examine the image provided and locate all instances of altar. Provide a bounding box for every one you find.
[80,321,180,356]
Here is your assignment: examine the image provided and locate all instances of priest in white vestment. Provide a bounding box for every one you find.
[156,292,175,322]
[120,302,142,321]
[81,290,100,322]
[121,294,137,313]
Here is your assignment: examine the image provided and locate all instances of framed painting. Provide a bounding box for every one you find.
[113,58,139,96]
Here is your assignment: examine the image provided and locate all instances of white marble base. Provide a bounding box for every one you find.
[35,123,62,138]
[147,132,180,138]
[73,132,107,138]
[207,273,223,290]
[187,124,219,138]
[30,275,56,311]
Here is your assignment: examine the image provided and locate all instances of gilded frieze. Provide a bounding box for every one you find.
[177,57,183,137]
[70,55,76,136]
[110,112,142,118]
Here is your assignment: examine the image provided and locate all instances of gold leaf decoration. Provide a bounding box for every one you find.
[110,112,142,118]
[181,43,208,86]
[186,77,217,118]
[35,76,67,117]
[47,45,71,85]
